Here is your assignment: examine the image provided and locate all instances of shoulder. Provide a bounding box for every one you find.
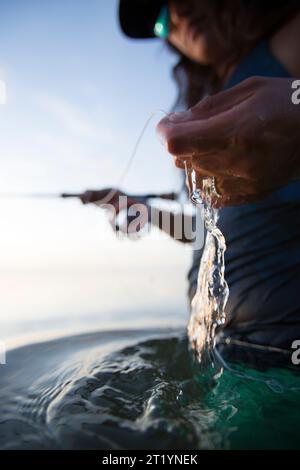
[270,12,300,77]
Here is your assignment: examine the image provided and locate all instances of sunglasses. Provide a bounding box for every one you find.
[154,4,170,39]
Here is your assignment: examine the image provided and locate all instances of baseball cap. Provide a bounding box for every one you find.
[119,0,166,39]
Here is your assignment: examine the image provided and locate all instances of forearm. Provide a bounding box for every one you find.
[149,207,195,243]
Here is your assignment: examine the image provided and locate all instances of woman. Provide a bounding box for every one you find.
[117,0,300,353]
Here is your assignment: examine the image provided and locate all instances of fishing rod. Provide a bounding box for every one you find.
[0,111,176,206]
[0,191,178,202]
[0,191,178,234]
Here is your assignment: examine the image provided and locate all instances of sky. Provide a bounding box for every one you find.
[0,0,192,341]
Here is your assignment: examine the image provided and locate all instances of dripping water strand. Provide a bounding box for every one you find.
[185,165,290,393]
[185,162,229,373]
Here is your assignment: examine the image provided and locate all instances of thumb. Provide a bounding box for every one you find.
[157,81,255,157]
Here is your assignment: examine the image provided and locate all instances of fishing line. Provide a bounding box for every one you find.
[0,110,170,204]
[117,109,169,188]
[97,109,169,206]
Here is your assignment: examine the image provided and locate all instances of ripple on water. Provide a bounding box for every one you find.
[0,329,299,450]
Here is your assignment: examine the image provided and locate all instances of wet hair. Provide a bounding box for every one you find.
[169,0,300,108]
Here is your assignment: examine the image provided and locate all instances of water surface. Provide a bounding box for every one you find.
[0,328,299,450]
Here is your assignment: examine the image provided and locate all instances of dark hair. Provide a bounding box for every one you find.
[169,0,300,108]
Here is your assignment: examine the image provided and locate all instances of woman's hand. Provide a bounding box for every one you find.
[80,188,143,214]
[80,188,150,233]
[157,77,300,206]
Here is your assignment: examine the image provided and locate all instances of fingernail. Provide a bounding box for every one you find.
[156,129,167,147]
[168,110,192,122]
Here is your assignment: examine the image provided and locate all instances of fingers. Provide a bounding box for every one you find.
[176,151,244,179]
[157,77,264,158]
[80,190,94,204]
[158,118,233,157]
[80,188,122,206]
[157,77,280,206]
[183,172,271,207]
[191,153,234,178]
[80,189,113,204]
[208,176,273,208]
[80,189,146,220]
[174,156,185,169]
[163,76,264,125]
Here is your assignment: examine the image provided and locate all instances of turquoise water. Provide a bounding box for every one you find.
[0,329,299,450]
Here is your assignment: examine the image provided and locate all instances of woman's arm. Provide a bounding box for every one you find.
[150,207,195,243]
[81,188,195,243]
[270,12,300,78]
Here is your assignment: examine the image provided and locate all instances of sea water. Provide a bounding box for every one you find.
[0,178,300,449]
[0,329,299,450]
[0,169,299,449]
[1,180,299,450]
[187,177,229,373]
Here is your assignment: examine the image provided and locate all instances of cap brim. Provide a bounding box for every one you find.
[119,0,164,39]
